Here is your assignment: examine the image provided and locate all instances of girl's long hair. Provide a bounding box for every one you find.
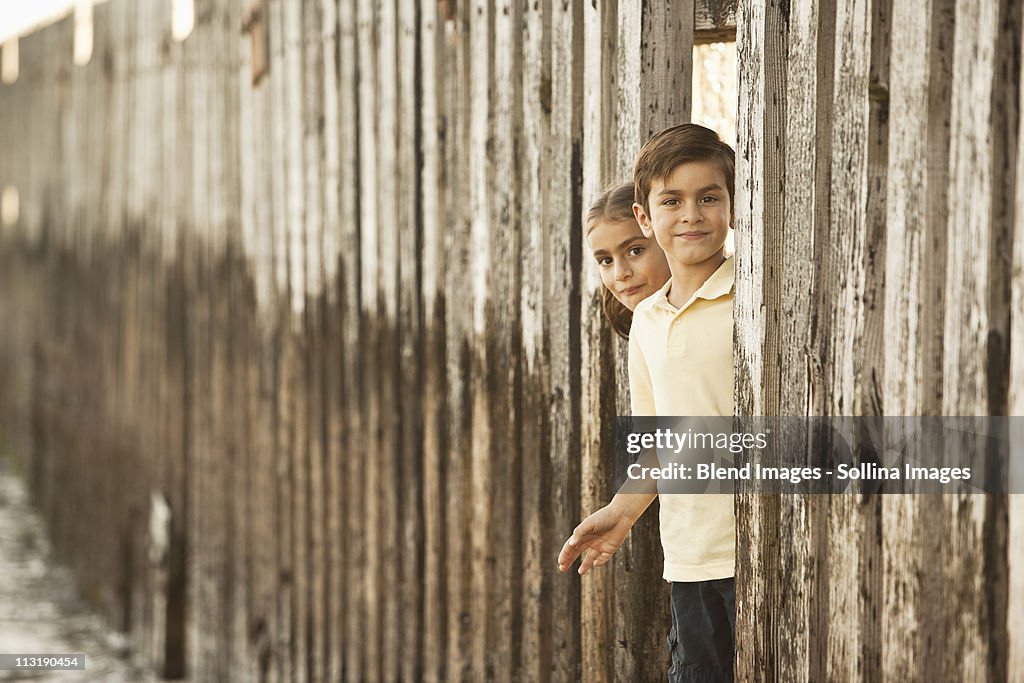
[587,182,639,340]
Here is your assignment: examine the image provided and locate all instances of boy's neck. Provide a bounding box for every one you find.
[665,248,727,310]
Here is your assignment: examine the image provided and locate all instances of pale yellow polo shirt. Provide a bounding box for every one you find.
[628,255,735,582]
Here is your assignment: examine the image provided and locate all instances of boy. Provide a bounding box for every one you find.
[558,124,736,682]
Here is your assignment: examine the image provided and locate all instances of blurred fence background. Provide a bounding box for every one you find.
[0,0,736,680]
[3,0,1024,681]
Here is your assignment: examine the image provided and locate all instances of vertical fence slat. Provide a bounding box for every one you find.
[640,0,694,133]
[317,0,343,679]
[397,0,425,680]
[942,0,1016,680]
[418,2,448,680]
[822,0,887,681]
[237,6,260,679]
[882,0,953,680]
[1010,4,1024,674]
[547,0,583,679]
[354,0,381,677]
[282,2,310,680]
[336,0,363,678]
[520,0,552,678]
[300,1,326,679]
[375,0,401,677]
[443,0,472,678]
[735,0,808,678]
[467,0,492,677]
[264,3,292,679]
[579,0,614,678]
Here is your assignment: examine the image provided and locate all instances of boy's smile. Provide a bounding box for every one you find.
[634,160,731,268]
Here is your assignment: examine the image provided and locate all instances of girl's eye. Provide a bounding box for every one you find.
[597,256,613,267]
[627,246,645,257]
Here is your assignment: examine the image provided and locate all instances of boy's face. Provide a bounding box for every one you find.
[633,161,731,269]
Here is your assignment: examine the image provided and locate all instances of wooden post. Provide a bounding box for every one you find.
[736,0,1016,681]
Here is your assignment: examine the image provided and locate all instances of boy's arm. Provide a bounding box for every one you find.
[558,324,660,576]
[557,489,657,575]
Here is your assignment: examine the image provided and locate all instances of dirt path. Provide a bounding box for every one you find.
[0,457,160,682]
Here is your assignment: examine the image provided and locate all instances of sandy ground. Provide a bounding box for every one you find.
[0,457,160,682]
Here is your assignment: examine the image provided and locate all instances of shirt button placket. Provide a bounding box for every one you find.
[666,313,686,355]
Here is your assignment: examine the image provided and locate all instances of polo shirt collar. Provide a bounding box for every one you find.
[637,255,734,314]
[697,254,734,300]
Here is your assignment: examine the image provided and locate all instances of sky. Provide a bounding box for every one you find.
[0,0,91,45]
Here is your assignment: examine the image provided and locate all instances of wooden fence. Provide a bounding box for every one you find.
[0,0,735,681]
[736,0,1023,680]
[0,0,1022,682]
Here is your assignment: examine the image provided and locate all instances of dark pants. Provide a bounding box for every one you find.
[667,578,736,683]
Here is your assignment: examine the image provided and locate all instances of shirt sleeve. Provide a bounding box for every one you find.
[628,322,656,416]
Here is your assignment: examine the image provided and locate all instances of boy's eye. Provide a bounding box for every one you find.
[663,198,680,206]
[700,195,718,204]
[627,246,645,257]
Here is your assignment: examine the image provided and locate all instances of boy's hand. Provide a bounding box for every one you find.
[557,505,636,576]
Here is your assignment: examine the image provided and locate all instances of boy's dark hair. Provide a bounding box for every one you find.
[587,182,638,340]
[632,123,735,215]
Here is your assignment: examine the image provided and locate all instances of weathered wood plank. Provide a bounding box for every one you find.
[442,0,473,679]
[520,0,553,679]
[822,1,886,681]
[300,1,327,679]
[547,0,583,679]
[175,0,215,677]
[1010,6,1024,679]
[134,0,162,668]
[396,0,425,680]
[579,0,615,679]
[491,0,522,679]
[640,0,694,136]
[373,0,402,677]
[315,0,343,679]
[854,0,891,677]
[217,0,244,677]
[467,0,492,678]
[282,1,311,681]
[335,0,363,678]
[941,0,1015,680]
[199,1,232,674]
[265,5,295,681]
[695,0,737,42]
[236,8,259,679]
[616,0,641,177]
[735,0,791,678]
[354,0,382,678]
[1009,4,1024,672]
[418,2,448,680]
[882,0,953,680]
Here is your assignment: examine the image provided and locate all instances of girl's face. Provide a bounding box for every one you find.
[588,218,671,311]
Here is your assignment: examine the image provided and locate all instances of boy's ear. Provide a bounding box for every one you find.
[633,202,653,238]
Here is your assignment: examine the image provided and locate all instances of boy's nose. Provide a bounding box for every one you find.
[679,202,702,223]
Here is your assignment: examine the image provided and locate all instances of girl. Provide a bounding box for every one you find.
[586,182,671,335]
